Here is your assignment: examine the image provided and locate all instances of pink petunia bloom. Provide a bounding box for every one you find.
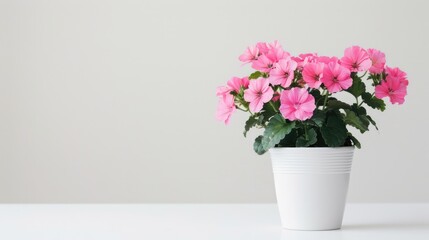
[266,47,290,63]
[256,40,282,55]
[367,48,386,74]
[227,76,249,93]
[317,56,340,65]
[251,54,275,73]
[321,62,353,93]
[375,75,407,104]
[269,59,297,88]
[244,78,274,113]
[302,62,325,89]
[216,85,230,98]
[340,46,372,72]
[292,53,318,70]
[279,87,316,121]
[239,45,260,64]
[216,94,236,124]
[385,66,408,84]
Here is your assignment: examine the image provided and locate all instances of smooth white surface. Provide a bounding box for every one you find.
[0,204,427,240]
[270,147,354,230]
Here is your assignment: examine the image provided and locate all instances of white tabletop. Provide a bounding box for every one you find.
[0,203,428,240]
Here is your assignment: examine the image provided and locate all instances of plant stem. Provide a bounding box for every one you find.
[322,92,329,110]
[358,92,374,107]
[359,71,367,78]
[269,101,279,113]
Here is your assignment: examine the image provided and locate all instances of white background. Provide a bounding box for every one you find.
[0,0,428,203]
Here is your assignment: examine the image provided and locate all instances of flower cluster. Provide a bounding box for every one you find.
[216,41,409,154]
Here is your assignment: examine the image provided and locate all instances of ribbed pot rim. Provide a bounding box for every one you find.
[269,146,355,174]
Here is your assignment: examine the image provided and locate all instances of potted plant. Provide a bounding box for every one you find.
[216,41,408,230]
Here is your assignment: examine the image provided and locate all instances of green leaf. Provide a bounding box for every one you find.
[296,128,317,147]
[310,109,326,127]
[277,130,298,147]
[321,113,348,147]
[244,115,260,137]
[347,76,366,97]
[261,102,279,121]
[249,71,262,80]
[358,115,370,129]
[326,100,352,110]
[351,104,367,115]
[343,109,369,133]
[313,128,328,147]
[362,92,386,111]
[366,115,378,130]
[262,114,296,150]
[253,136,266,155]
[347,133,361,149]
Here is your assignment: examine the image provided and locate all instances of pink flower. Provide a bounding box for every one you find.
[216,94,236,124]
[239,45,259,64]
[367,48,386,74]
[385,66,408,83]
[375,66,408,104]
[256,42,270,54]
[266,47,290,63]
[216,85,230,98]
[251,41,289,72]
[340,46,372,72]
[302,62,325,88]
[251,54,275,73]
[375,75,407,104]
[227,76,249,93]
[269,59,297,88]
[244,78,274,113]
[317,56,340,65]
[322,62,353,93]
[280,87,316,121]
[256,40,281,54]
[292,53,318,70]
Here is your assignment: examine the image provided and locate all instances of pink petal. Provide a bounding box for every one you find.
[260,88,274,103]
[244,91,258,102]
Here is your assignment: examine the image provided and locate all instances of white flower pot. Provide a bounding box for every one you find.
[269,146,354,230]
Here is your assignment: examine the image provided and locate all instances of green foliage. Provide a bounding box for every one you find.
[347,133,361,149]
[351,104,367,115]
[347,75,366,97]
[362,92,386,111]
[309,89,323,106]
[366,115,378,130]
[261,114,296,150]
[277,130,298,147]
[253,136,266,155]
[343,109,369,133]
[313,128,328,147]
[309,109,326,127]
[249,71,262,80]
[296,128,317,147]
[261,101,279,121]
[326,100,352,110]
[243,115,263,137]
[321,112,348,147]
